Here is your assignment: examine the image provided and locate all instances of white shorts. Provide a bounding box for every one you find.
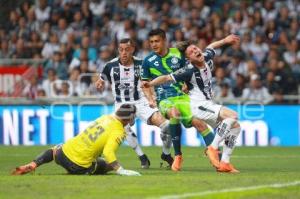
[115,97,158,124]
[191,100,222,128]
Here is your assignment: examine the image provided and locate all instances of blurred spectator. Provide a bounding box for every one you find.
[11,38,32,59]
[248,32,269,66]
[26,8,40,32]
[44,50,68,80]
[41,68,61,97]
[37,89,46,98]
[215,82,235,102]
[41,32,60,58]
[72,36,97,62]
[233,74,246,97]
[0,40,12,58]
[22,75,39,99]
[27,31,44,55]
[69,67,83,96]
[35,0,51,23]
[283,39,300,77]
[53,81,73,97]
[96,46,113,72]
[242,74,273,104]
[212,67,232,97]
[79,60,92,87]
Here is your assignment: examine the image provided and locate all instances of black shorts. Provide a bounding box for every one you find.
[54,146,108,175]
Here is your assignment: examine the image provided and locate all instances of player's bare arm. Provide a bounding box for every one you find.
[144,75,173,88]
[95,75,105,91]
[207,34,240,49]
[141,80,157,108]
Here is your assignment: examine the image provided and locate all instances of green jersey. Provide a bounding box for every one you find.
[141,48,186,102]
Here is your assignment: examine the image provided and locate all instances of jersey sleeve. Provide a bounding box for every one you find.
[204,48,216,71]
[141,59,151,81]
[102,128,125,164]
[101,63,112,83]
[170,65,193,83]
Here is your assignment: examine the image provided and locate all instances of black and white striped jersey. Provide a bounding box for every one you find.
[171,48,216,101]
[101,56,143,103]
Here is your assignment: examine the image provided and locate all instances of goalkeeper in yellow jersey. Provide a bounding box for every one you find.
[12,104,141,176]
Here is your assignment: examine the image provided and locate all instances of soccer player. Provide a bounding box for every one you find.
[144,35,241,173]
[95,38,173,169]
[12,104,141,176]
[141,29,215,171]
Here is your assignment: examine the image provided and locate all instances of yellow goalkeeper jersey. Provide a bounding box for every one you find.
[62,115,126,168]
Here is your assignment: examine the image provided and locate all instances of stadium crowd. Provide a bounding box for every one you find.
[0,0,299,104]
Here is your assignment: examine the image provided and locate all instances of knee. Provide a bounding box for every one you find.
[233,121,241,129]
[192,118,207,131]
[168,108,181,120]
[229,111,239,121]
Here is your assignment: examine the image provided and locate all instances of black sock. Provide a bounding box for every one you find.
[169,122,182,156]
[33,149,54,166]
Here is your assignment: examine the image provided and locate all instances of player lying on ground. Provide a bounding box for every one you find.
[95,38,173,169]
[143,34,241,173]
[141,28,216,172]
[12,104,141,176]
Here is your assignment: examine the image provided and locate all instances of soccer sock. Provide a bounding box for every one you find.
[221,127,241,163]
[200,128,215,147]
[125,126,144,156]
[211,118,236,149]
[33,149,54,166]
[169,118,182,156]
[159,120,172,155]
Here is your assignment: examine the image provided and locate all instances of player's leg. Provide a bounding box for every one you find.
[160,97,185,171]
[217,125,240,173]
[212,107,239,150]
[90,158,113,175]
[217,107,240,173]
[125,125,150,169]
[191,101,224,168]
[149,111,174,166]
[11,145,60,175]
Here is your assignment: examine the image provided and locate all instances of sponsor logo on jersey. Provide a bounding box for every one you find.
[148,55,157,62]
[171,57,179,64]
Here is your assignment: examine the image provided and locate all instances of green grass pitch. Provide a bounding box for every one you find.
[0,146,300,199]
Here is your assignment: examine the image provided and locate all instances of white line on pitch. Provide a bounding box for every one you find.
[152,180,300,199]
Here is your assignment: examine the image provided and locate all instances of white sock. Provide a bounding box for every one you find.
[221,127,241,163]
[211,118,236,149]
[125,125,144,156]
[159,120,172,155]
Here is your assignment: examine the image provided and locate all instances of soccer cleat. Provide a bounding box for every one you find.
[139,154,150,169]
[11,162,37,175]
[217,161,240,173]
[205,146,220,168]
[171,155,183,171]
[161,153,174,167]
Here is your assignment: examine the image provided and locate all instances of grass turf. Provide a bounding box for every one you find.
[0,146,300,199]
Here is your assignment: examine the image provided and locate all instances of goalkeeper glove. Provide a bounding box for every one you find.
[116,167,141,176]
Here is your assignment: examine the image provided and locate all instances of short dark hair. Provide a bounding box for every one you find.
[115,104,136,119]
[148,28,166,39]
[176,40,194,54]
[119,38,134,46]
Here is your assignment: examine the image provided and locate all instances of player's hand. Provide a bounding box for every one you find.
[224,34,240,45]
[95,78,105,91]
[182,83,189,94]
[116,167,141,176]
[141,81,151,88]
